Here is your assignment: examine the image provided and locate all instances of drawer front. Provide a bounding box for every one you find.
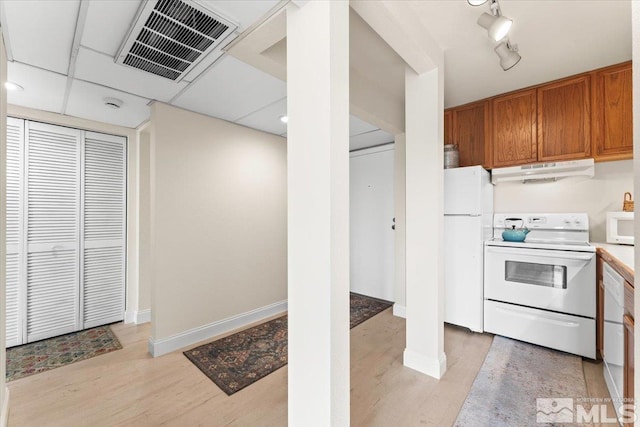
[484,300,595,359]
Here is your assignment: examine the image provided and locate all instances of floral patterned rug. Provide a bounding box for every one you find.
[6,325,122,382]
[184,292,392,395]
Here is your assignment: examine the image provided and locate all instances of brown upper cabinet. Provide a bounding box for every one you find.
[444,110,454,147]
[592,61,633,161]
[449,100,490,168]
[491,89,537,167]
[444,61,632,169]
[537,75,591,161]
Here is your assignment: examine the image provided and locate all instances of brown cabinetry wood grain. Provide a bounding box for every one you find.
[444,110,453,147]
[623,313,634,426]
[592,61,633,161]
[446,61,631,169]
[537,75,591,161]
[451,101,490,168]
[491,89,537,167]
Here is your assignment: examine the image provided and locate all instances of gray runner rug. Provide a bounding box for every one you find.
[454,336,593,427]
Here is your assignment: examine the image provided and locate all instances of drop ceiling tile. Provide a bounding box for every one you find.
[65,79,151,128]
[74,47,188,102]
[172,55,286,122]
[199,1,280,31]
[81,0,143,56]
[3,0,80,74]
[349,130,394,151]
[181,49,226,83]
[235,97,287,135]
[6,62,67,113]
[349,115,378,136]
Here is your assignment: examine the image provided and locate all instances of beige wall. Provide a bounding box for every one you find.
[494,159,634,243]
[1,33,9,427]
[149,102,287,340]
[137,130,151,312]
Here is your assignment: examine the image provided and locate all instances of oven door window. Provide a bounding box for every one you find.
[505,260,567,289]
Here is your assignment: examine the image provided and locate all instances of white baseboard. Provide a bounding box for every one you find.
[403,349,447,379]
[135,309,151,324]
[124,309,136,324]
[148,300,288,357]
[393,303,406,318]
[1,388,9,427]
[124,308,151,325]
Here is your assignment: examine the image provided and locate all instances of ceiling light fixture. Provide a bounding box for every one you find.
[476,0,512,41]
[103,97,123,109]
[495,41,521,71]
[5,82,23,91]
[280,115,288,124]
[477,12,512,41]
[470,0,522,71]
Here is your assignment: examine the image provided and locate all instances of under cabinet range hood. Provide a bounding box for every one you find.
[491,158,595,184]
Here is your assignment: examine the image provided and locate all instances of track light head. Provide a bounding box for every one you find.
[477,12,512,41]
[495,42,521,71]
[468,0,489,5]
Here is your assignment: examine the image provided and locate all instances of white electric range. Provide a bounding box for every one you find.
[484,213,596,359]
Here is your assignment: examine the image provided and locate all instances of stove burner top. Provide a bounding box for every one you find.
[490,213,592,251]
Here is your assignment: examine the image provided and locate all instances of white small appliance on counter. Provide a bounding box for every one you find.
[484,213,596,359]
[606,211,634,245]
[443,166,493,332]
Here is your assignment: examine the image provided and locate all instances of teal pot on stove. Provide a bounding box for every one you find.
[501,218,530,242]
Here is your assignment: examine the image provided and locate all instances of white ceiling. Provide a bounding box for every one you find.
[2,0,630,149]
[1,0,393,150]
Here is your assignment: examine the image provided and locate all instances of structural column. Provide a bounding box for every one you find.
[286,1,350,426]
[0,32,9,424]
[403,66,447,379]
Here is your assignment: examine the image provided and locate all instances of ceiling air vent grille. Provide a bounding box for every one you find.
[116,0,237,81]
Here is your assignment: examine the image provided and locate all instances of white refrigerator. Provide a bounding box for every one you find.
[444,166,493,332]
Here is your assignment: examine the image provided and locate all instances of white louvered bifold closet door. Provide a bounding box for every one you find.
[81,132,126,329]
[6,118,24,347]
[25,122,81,343]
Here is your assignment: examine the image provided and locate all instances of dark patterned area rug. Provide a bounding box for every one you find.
[6,325,122,382]
[184,292,392,395]
[349,292,394,328]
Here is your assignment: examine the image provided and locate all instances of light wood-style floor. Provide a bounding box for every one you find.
[7,309,615,426]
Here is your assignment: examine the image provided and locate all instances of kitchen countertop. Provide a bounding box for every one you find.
[594,242,634,285]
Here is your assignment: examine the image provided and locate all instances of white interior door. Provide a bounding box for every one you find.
[5,120,127,346]
[6,117,23,347]
[25,121,81,342]
[81,132,126,328]
[349,145,395,301]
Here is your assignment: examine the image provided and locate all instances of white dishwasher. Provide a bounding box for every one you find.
[602,262,625,421]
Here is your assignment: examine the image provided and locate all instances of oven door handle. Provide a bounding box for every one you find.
[486,246,595,261]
